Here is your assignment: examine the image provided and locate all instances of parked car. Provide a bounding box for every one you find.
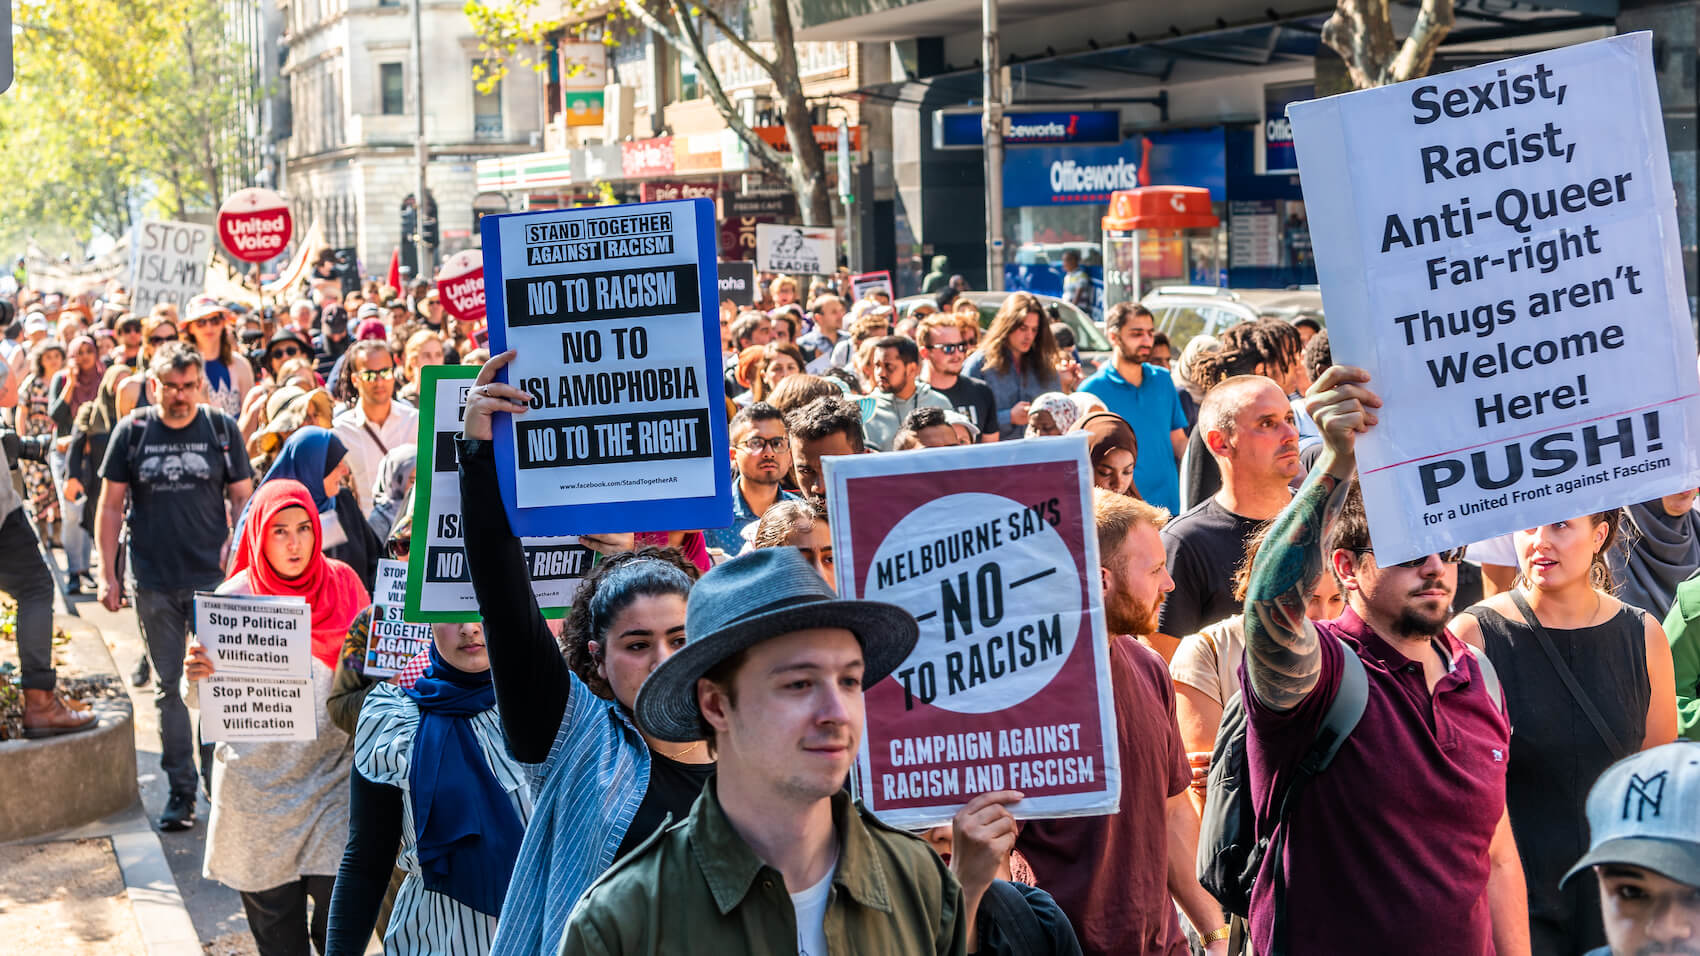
[1139,285,1324,352]
[895,290,1114,371]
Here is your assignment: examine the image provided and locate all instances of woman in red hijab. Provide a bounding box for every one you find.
[184,479,369,954]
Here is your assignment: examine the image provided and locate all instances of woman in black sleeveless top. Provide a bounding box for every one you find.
[1450,510,1678,955]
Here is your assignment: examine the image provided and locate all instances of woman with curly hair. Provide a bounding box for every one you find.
[19,341,65,537]
[451,349,709,956]
[962,291,1061,440]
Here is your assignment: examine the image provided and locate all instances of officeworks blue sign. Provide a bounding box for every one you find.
[1002,140,1141,207]
[934,109,1122,149]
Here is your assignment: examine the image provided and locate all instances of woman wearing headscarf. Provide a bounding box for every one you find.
[1073,411,1140,499]
[1607,489,1700,619]
[183,480,370,956]
[325,615,530,955]
[1023,392,1080,438]
[366,444,418,543]
[241,427,382,591]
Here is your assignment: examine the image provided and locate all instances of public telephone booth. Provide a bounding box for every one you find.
[1101,186,1221,305]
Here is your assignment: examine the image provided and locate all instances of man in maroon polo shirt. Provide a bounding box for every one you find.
[1239,365,1530,956]
[1017,490,1230,956]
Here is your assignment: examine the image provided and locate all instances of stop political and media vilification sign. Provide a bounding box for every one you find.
[217,187,293,263]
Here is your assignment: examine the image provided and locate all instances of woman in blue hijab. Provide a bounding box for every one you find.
[238,427,382,591]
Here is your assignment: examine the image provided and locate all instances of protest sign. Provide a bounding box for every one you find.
[436,249,486,326]
[194,593,315,743]
[201,676,317,743]
[1289,33,1700,563]
[480,198,732,536]
[850,270,894,302]
[194,593,310,679]
[130,220,214,314]
[366,559,431,677]
[717,261,756,307]
[217,187,293,263]
[825,436,1120,828]
[406,364,595,622]
[755,223,836,276]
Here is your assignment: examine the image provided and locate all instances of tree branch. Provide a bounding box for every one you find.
[653,0,788,173]
[688,2,775,77]
[1388,0,1454,84]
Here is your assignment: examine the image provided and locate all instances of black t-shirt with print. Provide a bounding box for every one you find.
[936,374,999,439]
[101,408,252,591]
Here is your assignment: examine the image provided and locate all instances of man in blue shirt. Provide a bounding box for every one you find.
[1078,303,1187,512]
[704,402,798,555]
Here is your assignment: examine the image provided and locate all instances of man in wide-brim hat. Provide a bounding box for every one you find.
[558,545,969,956]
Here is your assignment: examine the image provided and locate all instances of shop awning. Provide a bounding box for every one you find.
[1101,187,1218,232]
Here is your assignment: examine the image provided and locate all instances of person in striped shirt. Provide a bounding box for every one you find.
[454,350,711,956]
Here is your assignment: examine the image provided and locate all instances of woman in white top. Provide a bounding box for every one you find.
[184,478,369,955]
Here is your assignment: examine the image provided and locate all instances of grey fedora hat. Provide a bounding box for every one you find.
[634,547,918,742]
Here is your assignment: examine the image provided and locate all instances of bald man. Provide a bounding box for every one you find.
[1155,375,1301,658]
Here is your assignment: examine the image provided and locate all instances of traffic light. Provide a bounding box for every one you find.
[420,191,439,248]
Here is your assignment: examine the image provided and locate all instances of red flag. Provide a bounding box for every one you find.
[386,248,401,293]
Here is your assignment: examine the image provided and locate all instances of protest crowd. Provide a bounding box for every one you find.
[5,89,1700,956]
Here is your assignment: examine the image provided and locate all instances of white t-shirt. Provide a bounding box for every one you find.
[790,858,837,956]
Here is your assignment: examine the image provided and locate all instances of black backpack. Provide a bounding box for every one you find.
[125,404,237,481]
[1197,635,1502,955]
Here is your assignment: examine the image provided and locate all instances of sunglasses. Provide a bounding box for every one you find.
[387,538,411,559]
[190,316,223,329]
[739,436,789,454]
[1352,546,1468,568]
[928,343,970,355]
[269,345,303,360]
[355,367,395,382]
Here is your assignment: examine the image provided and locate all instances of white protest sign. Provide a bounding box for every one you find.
[825,437,1120,828]
[130,220,214,314]
[481,199,733,536]
[194,593,310,678]
[406,364,595,622]
[366,559,431,678]
[755,223,837,276]
[1289,33,1700,563]
[201,676,316,743]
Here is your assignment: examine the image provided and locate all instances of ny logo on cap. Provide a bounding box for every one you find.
[1621,770,1668,822]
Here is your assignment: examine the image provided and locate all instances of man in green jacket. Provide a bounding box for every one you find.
[559,547,966,956]
[1661,574,1700,739]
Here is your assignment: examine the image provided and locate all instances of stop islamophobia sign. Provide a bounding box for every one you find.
[435,249,486,325]
[217,187,293,263]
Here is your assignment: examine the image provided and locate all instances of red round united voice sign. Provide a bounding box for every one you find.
[435,250,486,325]
[217,188,293,263]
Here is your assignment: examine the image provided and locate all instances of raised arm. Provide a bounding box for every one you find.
[460,351,573,762]
[1242,366,1378,713]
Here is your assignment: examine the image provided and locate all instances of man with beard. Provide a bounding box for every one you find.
[864,336,953,452]
[1156,375,1301,660]
[98,343,253,831]
[1016,490,1229,956]
[1239,365,1528,956]
[1078,304,1187,513]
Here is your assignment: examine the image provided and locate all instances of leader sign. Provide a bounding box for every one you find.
[826,437,1120,829]
[482,199,730,537]
[1289,33,1700,563]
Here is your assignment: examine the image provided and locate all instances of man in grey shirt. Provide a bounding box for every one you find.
[863,335,952,452]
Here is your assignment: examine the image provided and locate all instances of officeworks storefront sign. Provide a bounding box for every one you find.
[1003,140,1141,207]
[935,109,1122,149]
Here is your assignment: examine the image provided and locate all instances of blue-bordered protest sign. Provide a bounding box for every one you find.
[480,198,732,537]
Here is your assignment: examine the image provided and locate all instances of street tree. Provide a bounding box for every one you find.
[1322,0,1454,88]
[467,0,836,225]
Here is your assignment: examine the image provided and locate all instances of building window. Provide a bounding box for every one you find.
[380,63,405,115]
[473,65,502,139]
[666,48,698,104]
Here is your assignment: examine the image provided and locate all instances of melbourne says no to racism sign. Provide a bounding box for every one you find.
[826,437,1120,829]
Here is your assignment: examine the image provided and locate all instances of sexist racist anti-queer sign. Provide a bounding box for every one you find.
[481,199,731,537]
[826,437,1120,829]
[1290,32,1700,563]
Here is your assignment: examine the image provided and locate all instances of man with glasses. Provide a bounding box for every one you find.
[703,402,798,555]
[1237,365,1528,956]
[917,316,998,442]
[864,335,953,452]
[333,340,417,514]
[1079,303,1188,513]
[97,343,254,832]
